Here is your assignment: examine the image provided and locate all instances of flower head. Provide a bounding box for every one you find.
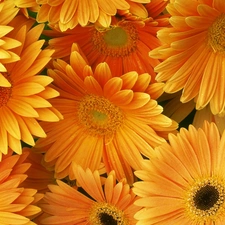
[40,165,141,225]
[133,122,225,224]
[0,149,43,224]
[34,45,177,183]
[22,148,55,193]
[46,3,169,81]
[0,15,63,158]
[150,0,225,115]
[0,1,21,86]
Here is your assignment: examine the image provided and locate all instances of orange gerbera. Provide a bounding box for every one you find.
[193,105,225,135]
[36,0,152,31]
[0,15,62,158]
[150,0,225,115]
[160,91,225,134]
[22,148,55,193]
[0,1,21,86]
[34,45,177,184]
[46,13,168,82]
[40,165,141,225]
[161,91,196,124]
[0,149,43,224]
[133,122,225,224]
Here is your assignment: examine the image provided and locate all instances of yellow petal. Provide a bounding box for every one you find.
[7,99,39,117]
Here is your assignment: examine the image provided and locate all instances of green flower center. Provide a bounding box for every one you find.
[91,110,108,124]
[78,95,124,137]
[103,27,128,47]
[92,22,138,57]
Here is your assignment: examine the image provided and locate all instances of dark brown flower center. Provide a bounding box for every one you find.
[186,178,225,222]
[99,213,117,225]
[89,202,129,225]
[193,184,220,210]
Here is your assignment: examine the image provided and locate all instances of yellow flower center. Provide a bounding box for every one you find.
[78,95,124,137]
[0,73,12,107]
[208,13,225,53]
[185,177,225,222]
[92,23,138,57]
[89,202,129,225]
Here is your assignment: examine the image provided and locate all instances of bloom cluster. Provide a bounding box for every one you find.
[1,0,225,224]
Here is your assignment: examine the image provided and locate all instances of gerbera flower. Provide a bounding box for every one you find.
[161,91,196,124]
[0,1,21,86]
[193,105,225,135]
[40,165,141,225]
[150,0,225,115]
[0,15,63,158]
[36,0,152,31]
[0,149,43,224]
[34,45,177,184]
[22,147,55,193]
[133,122,225,224]
[160,91,225,134]
[45,2,169,81]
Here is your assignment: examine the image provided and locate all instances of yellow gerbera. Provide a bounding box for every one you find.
[0,149,43,225]
[0,1,21,86]
[40,165,141,225]
[34,45,177,184]
[0,15,63,159]
[150,0,225,115]
[133,122,225,224]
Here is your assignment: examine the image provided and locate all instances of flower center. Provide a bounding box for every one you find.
[104,27,128,46]
[186,177,225,222]
[208,13,225,53]
[89,202,129,225]
[92,22,138,57]
[0,73,12,107]
[193,185,219,210]
[78,95,124,137]
[99,213,117,225]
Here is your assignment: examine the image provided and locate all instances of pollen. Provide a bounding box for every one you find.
[92,22,138,57]
[89,202,129,225]
[0,73,12,107]
[208,13,225,53]
[78,95,124,137]
[185,177,225,222]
